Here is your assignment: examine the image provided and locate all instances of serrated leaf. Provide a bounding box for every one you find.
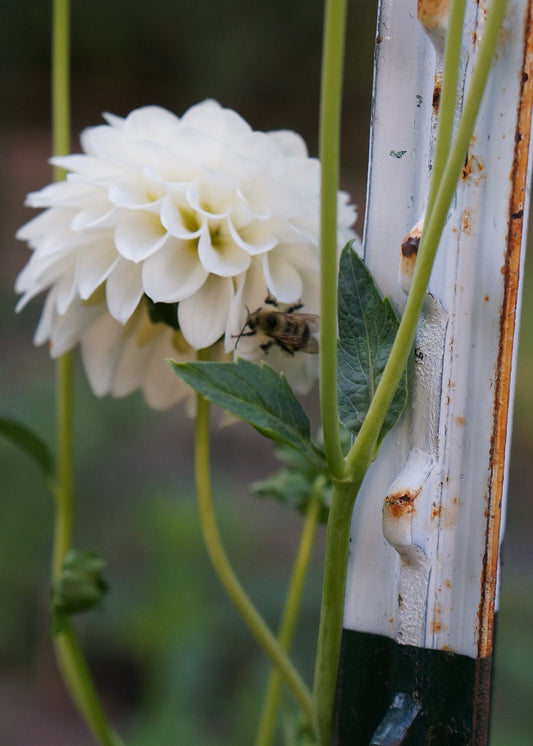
[337,241,408,443]
[0,415,54,479]
[169,358,325,468]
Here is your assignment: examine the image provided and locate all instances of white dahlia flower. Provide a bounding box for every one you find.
[16,100,357,409]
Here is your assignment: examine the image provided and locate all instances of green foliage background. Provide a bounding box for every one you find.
[0,1,531,744]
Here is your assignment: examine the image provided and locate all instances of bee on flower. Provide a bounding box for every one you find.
[16,100,357,409]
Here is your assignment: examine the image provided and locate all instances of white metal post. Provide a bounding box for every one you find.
[335,0,533,742]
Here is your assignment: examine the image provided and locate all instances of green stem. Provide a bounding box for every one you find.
[254,478,324,746]
[54,624,124,746]
[312,474,365,746]
[50,4,121,745]
[319,0,349,482]
[52,0,70,175]
[53,353,74,578]
[425,0,468,218]
[193,388,314,726]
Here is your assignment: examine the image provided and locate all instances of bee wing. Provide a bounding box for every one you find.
[304,315,320,333]
[299,336,319,354]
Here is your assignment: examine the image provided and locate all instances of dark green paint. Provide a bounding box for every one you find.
[334,629,494,745]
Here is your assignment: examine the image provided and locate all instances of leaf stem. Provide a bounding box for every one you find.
[194,374,314,726]
[254,478,324,746]
[319,0,349,481]
[425,0,467,219]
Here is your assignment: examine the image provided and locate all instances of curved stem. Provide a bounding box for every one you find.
[194,385,314,727]
[319,0,349,481]
[254,478,324,746]
[53,625,124,746]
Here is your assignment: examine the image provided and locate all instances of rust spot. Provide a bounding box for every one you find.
[462,152,485,184]
[484,294,490,302]
[455,415,466,426]
[433,77,442,112]
[429,604,445,634]
[462,207,473,234]
[444,578,452,589]
[400,223,423,289]
[431,503,441,520]
[418,0,451,29]
[511,208,524,219]
[385,488,421,518]
[401,234,420,258]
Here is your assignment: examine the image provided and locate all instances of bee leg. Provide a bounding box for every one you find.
[260,341,274,353]
[276,340,296,356]
[264,296,278,307]
[286,302,304,313]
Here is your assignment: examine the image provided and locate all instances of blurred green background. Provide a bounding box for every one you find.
[0,1,531,744]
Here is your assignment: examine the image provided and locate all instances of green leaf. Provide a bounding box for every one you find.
[0,415,54,479]
[169,358,325,468]
[337,241,408,443]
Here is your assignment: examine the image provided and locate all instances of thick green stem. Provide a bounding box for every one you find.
[312,470,367,746]
[194,387,314,726]
[254,478,323,746]
[319,0,349,481]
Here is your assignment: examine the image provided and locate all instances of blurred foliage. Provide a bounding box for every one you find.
[1,0,532,744]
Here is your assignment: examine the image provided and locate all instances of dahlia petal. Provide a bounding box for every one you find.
[185,179,231,219]
[108,182,164,211]
[178,274,233,348]
[266,130,309,159]
[180,100,252,141]
[140,334,190,409]
[105,258,144,324]
[114,211,168,262]
[142,238,208,303]
[197,225,250,277]
[80,313,123,395]
[70,201,117,231]
[76,236,119,300]
[262,252,302,303]
[51,154,122,179]
[226,218,277,255]
[160,195,202,238]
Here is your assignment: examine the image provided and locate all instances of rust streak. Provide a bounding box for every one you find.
[478,0,533,662]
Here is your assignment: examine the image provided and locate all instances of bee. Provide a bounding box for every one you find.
[234,297,319,355]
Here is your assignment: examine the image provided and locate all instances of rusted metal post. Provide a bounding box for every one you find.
[335,0,533,743]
